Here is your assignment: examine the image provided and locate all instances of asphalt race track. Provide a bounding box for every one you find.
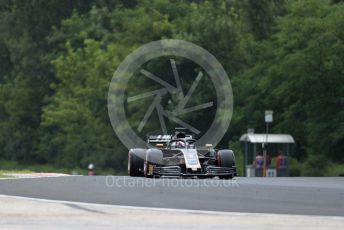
[0,177,343,217]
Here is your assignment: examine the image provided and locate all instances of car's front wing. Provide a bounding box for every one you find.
[151,165,236,177]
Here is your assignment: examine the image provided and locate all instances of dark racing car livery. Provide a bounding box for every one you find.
[128,128,237,179]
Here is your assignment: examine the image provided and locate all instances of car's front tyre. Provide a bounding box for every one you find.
[128,148,146,177]
[144,149,163,178]
[217,150,236,179]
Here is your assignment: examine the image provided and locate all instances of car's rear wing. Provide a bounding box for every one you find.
[147,135,172,145]
[147,134,194,145]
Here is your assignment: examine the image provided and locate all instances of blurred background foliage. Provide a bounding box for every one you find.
[0,0,343,175]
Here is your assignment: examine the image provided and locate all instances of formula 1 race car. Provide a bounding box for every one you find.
[128,128,236,179]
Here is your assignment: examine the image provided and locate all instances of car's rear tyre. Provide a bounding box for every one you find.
[217,150,235,179]
[128,148,146,177]
[144,149,163,178]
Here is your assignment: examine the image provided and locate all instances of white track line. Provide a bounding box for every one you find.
[0,194,343,220]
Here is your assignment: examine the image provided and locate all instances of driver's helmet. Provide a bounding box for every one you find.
[176,141,185,148]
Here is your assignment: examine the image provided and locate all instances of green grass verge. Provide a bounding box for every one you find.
[0,169,34,178]
[0,160,81,174]
[0,160,126,176]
